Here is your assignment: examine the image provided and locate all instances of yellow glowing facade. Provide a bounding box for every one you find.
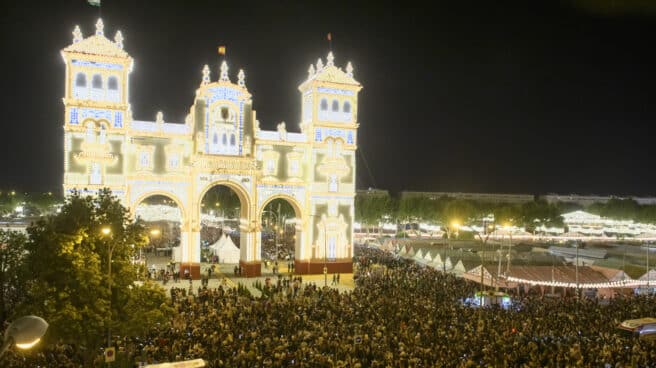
[61,20,362,277]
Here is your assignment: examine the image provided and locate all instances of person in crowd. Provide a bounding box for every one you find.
[5,246,656,367]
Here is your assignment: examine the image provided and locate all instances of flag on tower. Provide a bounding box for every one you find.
[88,0,101,6]
[218,46,226,56]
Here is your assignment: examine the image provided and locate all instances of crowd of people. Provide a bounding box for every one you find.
[5,246,656,367]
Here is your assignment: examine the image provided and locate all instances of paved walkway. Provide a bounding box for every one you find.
[146,261,355,297]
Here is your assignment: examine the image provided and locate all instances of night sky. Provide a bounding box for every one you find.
[2,0,655,196]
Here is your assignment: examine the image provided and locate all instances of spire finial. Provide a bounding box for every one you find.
[114,31,124,49]
[326,51,335,67]
[308,64,315,78]
[316,58,324,71]
[156,111,164,124]
[95,18,104,36]
[72,25,83,43]
[346,62,353,78]
[238,69,245,87]
[220,61,230,82]
[202,64,210,85]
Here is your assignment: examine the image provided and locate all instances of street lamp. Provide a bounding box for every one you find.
[148,228,160,271]
[100,226,115,360]
[0,315,48,358]
[443,221,459,272]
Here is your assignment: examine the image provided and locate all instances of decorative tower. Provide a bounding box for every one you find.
[61,19,133,200]
[297,52,362,274]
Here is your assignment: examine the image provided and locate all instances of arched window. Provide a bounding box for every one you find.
[213,133,218,144]
[107,76,118,90]
[98,124,107,144]
[343,101,351,113]
[332,100,339,112]
[75,73,87,87]
[222,134,227,145]
[320,98,328,111]
[230,134,236,146]
[91,74,102,89]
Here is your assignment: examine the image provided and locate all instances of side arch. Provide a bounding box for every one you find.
[130,190,187,222]
[257,193,306,264]
[257,193,304,221]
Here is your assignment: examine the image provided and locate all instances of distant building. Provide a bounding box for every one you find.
[356,188,390,197]
[400,191,535,204]
[542,194,656,206]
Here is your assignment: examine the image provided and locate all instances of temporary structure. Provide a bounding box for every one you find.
[211,234,240,263]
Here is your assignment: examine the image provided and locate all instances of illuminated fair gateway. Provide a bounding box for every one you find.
[61,19,361,277]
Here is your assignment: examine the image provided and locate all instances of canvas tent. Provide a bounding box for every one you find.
[210,234,240,263]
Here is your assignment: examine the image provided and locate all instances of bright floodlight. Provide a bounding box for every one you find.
[150,229,161,236]
[0,315,49,357]
[451,221,460,229]
[101,227,111,236]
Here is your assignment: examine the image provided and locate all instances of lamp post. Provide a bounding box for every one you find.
[477,221,494,306]
[148,228,160,272]
[444,221,459,273]
[262,210,280,264]
[100,226,114,363]
[324,219,329,287]
[0,315,48,358]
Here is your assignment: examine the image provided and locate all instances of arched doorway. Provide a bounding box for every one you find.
[259,196,303,275]
[134,194,183,280]
[198,184,247,277]
[260,198,298,275]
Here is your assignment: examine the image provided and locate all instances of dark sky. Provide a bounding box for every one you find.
[1,0,655,196]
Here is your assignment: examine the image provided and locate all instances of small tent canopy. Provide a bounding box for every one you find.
[424,251,433,262]
[214,234,240,263]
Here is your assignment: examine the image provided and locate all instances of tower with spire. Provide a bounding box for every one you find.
[61,18,133,196]
[297,51,362,273]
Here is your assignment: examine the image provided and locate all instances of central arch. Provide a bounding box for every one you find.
[192,179,255,277]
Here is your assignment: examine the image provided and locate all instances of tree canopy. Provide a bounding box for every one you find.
[14,189,169,362]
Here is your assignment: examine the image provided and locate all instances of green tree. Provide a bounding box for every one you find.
[0,230,28,325]
[519,200,563,232]
[492,204,521,226]
[122,281,173,337]
[355,192,394,235]
[20,189,150,362]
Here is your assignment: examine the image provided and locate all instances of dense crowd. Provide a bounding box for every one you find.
[5,246,656,367]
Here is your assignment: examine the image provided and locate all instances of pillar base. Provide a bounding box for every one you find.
[294,259,353,275]
[179,262,201,280]
[239,260,262,277]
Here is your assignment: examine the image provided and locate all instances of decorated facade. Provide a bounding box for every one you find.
[61,19,361,277]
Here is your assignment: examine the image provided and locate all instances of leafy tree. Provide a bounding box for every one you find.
[492,204,521,226]
[355,192,394,234]
[0,230,29,325]
[519,200,563,232]
[122,281,173,337]
[638,205,656,224]
[440,199,477,226]
[20,189,150,362]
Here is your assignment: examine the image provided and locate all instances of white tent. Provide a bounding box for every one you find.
[424,251,433,262]
[209,235,226,255]
[212,234,240,263]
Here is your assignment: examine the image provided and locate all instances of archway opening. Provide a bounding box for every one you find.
[134,195,182,280]
[260,198,300,275]
[200,185,242,266]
